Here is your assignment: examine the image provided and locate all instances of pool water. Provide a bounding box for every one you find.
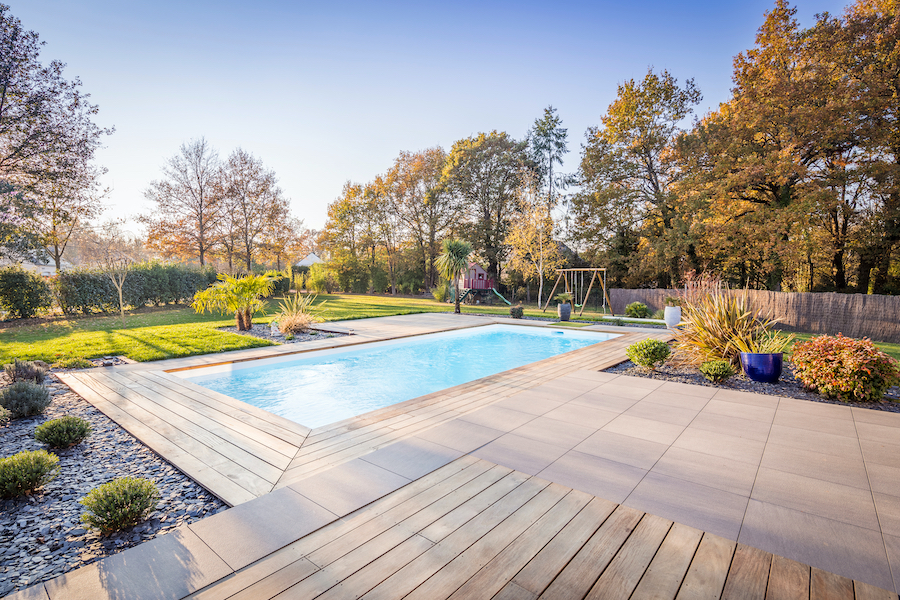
[182,324,619,428]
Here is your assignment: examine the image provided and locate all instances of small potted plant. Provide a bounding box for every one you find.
[734,332,795,383]
[663,296,683,329]
[555,292,573,321]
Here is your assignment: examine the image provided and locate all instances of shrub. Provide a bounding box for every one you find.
[0,405,9,426]
[651,309,665,320]
[0,449,60,498]
[672,292,776,367]
[625,302,650,319]
[80,477,160,533]
[35,416,92,448]
[276,293,322,335]
[52,357,94,370]
[626,339,671,370]
[307,263,336,293]
[699,360,735,383]
[0,266,52,319]
[432,282,450,303]
[4,358,48,383]
[0,381,51,418]
[792,334,900,403]
[510,305,524,319]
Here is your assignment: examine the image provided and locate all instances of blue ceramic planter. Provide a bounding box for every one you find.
[740,352,783,383]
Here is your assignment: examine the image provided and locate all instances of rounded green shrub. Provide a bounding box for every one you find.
[626,339,671,370]
[625,302,651,319]
[0,449,60,498]
[4,358,47,384]
[0,381,51,418]
[35,416,92,448]
[510,305,524,319]
[792,334,900,403]
[0,266,52,319]
[699,360,735,384]
[80,477,161,534]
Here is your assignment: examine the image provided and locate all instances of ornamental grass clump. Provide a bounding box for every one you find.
[626,339,671,370]
[0,381,51,418]
[0,449,60,498]
[3,358,47,384]
[276,293,324,335]
[792,334,900,403]
[35,416,92,448]
[80,477,161,534]
[699,360,735,384]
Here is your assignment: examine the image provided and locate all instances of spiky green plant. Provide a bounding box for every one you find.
[435,239,473,314]
[276,293,323,334]
[191,273,275,331]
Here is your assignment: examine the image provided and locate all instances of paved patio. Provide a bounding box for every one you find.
[9,313,900,598]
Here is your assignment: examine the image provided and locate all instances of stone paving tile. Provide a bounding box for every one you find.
[623,472,748,541]
[759,442,870,490]
[650,446,759,497]
[602,414,685,445]
[541,403,620,430]
[458,405,537,432]
[884,533,900,594]
[43,526,232,600]
[712,388,781,408]
[860,439,900,469]
[739,499,895,593]
[686,411,772,443]
[188,487,338,570]
[491,393,565,416]
[672,427,766,466]
[853,407,900,428]
[4,584,48,600]
[655,380,718,398]
[772,410,859,438]
[750,467,880,531]
[288,458,410,516]
[360,437,465,480]
[701,399,776,424]
[623,399,699,427]
[634,390,710,411]
[565,370,620,384]
[874,492,900,538]
[588,382,654,401]
[537,450,647,504]
[509,416,598,449]
[413,419,504,453]
[856,420,900,445]
[766,424,863,459]
[574,429,669,470]
[777,397,855,420]
[609,375,666,391]
[567,390,637,413]
[471,433,568,476]
[867,462,900,498]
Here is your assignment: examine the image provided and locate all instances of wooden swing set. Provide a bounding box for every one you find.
[541,268,615,317]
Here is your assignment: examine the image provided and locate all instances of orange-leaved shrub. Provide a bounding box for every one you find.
[791,334,900,403]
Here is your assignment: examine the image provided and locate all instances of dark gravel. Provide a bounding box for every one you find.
[0,376,227,596]
[604,360,900,413]
[219,323,348,344]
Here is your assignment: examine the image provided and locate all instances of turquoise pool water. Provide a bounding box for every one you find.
[182,324,618,428]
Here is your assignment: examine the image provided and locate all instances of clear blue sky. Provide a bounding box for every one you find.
[16,0,848,231]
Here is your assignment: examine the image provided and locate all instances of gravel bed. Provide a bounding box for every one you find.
[604,360,900,413]
[219,323,348,344]
[0,376,227,596]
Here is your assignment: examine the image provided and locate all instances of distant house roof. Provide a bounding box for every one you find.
[0,257,71,277]
[295,252,323,267]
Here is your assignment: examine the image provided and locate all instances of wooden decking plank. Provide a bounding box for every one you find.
[68,372,272,498]
[536,504,644,599]
[511,496,618,595]
[59,373,257,506]
[765,555,810,600]
[675,533,737,600]
[118,371,299,460]
[809,567,853,600]
[630,522,705,600]
[361,477,550,600]
[493,581,538,600]
[584,513,673,600]
[81,372,284,486]
[447,489,594,600]
[721,544,773,600]
[228,557,320,600]
[186,543,308,600]
[404,483,572,600]
[854,580,899,600]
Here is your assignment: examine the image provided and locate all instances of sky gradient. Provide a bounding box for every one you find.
[16,0,848,231]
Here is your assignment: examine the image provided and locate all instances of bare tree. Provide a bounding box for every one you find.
[86,220,133,327]
[141,138,221,265]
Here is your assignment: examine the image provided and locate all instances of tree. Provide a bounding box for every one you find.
[192,273,275,330]
[528,106,570,211]
[262,216,310,271]
[0,181,42,261]
[142,138,222,266]
[88,220,133,327]
[218,149,289,272]
[506,172,564,305]
[443,132,528,283]
[435,239,472,314]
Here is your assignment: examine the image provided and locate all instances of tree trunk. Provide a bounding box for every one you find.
[858,254,875,294]
[831,246,846,290]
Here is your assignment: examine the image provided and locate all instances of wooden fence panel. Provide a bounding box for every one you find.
[610,289,900,343]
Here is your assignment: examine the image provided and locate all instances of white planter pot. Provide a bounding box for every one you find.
[664,306,682,328]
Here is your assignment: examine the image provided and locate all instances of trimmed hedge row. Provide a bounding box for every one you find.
[56,262,217,315]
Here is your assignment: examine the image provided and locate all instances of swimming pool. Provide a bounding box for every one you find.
[180,324,619,428]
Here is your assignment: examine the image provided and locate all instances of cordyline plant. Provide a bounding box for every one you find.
[191,273,275,330]
[792,334,900,403]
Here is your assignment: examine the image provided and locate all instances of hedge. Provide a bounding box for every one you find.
[55,262,217,315]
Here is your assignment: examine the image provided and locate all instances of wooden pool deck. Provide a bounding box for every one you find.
[14,313,899,599]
